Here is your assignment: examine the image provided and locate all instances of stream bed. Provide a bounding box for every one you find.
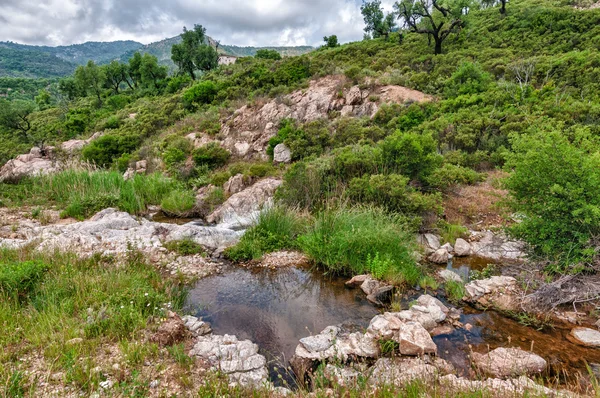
[184,263,600,388]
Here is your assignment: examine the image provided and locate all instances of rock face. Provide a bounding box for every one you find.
[190,334,268,387]
[223,174,247,196]
[209,76,432,160]
[207,178,282,228]
[0,208,243,256]
[464,276,520,312]
[472,347,547,378]
[567,327,600,347]
[273,143,292,164]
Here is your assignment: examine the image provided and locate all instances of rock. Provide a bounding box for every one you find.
[190,334,268,387]
[99,380,113,390]
[472,347,547,378]
[430,325,455,336]
[439,269,463,283]
[66,338,83,345]
[207,178,282,229]
[324,364,361,387]
[419,234,441,251]
[345,86,363,105]
[273,143,292,164]
[299,326,338,352]
[464,276,520,312]
[429,248,450,264]
[0,208,242,257]
[369,357,452,386]
[0,156,57,182]
[567,327,600,347]
[182,315,212,336]
[469,231,525,261]
[454,238,471,257]
[366,285,394,306]
[254,251,308,268]
[150,312,187,346]
[441,243,454,253]
[396,321,438,355]
[345,275,370,287]
[224,174,246,196]
[439,374,565,397]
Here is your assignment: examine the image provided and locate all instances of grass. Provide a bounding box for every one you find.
[164,239,206,256]
[0,247,186,396]
[225,206,307,261]
[160,188,196,217]
[445,280,466,304]
[298,206,422,285]
[0,170,193,220]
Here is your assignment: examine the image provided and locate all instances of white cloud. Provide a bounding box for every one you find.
[0,0,388,47]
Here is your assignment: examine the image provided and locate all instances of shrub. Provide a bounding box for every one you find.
[164,239,205,256]
[380,131,442,181]
[82,133,141,168]
[297,207,420,284]
[255,49,282,60]
[427,163,484,189]
[344,65,362,83]
[160,189,196,216]
[267,119,332,161]
[505,130,600,270]
[225,207,306,261]
[348,174,441,217]
[183,81,218,109]
[193,143,230,170]
[445,62,492,98]
[166,75,192,93]
[0,260,49,302]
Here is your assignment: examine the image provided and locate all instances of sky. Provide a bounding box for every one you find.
[0,0,396,48]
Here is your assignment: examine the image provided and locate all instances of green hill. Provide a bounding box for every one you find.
[0,46,76,78]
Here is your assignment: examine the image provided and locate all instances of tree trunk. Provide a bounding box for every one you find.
[434,38,443,55]
[500,0,506,14]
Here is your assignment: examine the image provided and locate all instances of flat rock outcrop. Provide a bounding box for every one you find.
[464,276,521,312]
[472,347,547,378]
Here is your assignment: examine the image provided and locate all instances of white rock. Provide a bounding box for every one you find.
[472,347,547,378]
[429,248,450,264]
[454,238,471,257]
[568,327,600,347]
[273,143,292,164]
[439,269,463,283]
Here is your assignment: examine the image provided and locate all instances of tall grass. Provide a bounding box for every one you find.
[1,171,192,219]
[225,206,307,261]
[297,207,421,285]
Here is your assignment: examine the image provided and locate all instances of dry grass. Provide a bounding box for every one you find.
[442,170,510,230]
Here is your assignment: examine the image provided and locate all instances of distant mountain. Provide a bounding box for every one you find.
[0,37,314,78]
[0,46,76,78]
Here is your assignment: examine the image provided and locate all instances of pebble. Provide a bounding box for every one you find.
[99,380,113,389]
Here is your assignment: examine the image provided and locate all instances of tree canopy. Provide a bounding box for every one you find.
[171,25,219,80]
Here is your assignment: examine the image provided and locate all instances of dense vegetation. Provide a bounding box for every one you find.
[2,0,600,275]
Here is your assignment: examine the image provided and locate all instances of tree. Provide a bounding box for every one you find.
[139,54,168,90]
[74,60,106,104]
[0,99,35,138]
[104,60,129,94]
[482,0,507,14]
[128,52,143,88]
[34,89,52,110]
[323,35,340,48]
[255,49,282,60]
[171,24,218,80]
[58,77,82,100]
[395,0,465,55]
[361,1,397,40]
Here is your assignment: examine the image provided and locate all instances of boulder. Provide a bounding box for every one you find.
[207,178,282,229]
[439,269,463,283]
[419,233,441,251]
[441,243,454,253]
[190,334,268,387]
[366,285,394,306]
[472,347,547,378]
[224,174,246,196]
[429,248,450,264]
[469,231,525,261]
[454,238,471,257]
[567,327,600,347]
[439,374,565,397]
[396,322,438,355]
[181,315,212,336]
[273,143,292,164]
[464,276,520,312]
[369,357,452,386]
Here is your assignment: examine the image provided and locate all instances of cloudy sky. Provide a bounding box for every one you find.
[0,0,396,48]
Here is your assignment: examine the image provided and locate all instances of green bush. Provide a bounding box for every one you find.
[505,130,600,270]
[225,206,306,261]
[380,131,442,181]
[0,260,49,302]
[427,164,484,189]
[445,62,492,98]
[82,133,141,168]
[193,143,231,170]
[183,81,218,109]
[297,207,420,284]
[267,119,332,161]
[255,49,282,60]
